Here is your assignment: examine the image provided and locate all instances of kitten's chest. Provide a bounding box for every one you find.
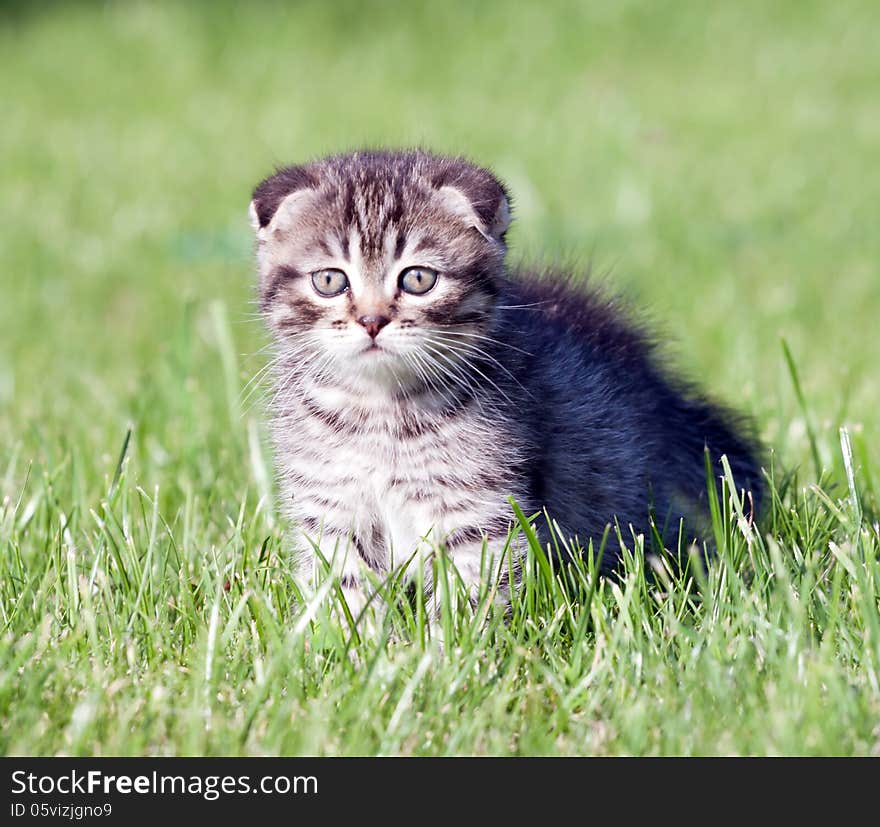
[304,400,479,496]
[290,387,486,480]
[278,389,516,552]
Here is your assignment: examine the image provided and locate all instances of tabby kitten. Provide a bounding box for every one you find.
[250,149,762,613]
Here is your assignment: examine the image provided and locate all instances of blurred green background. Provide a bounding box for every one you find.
[2,0,879,484]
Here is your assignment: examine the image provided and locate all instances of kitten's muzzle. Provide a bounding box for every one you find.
[357,314,391,339]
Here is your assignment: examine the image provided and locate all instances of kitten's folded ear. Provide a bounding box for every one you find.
[433,160,512,244]
[249,165,318,234]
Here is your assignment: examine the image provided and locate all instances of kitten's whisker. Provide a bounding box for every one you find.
[384,355,413,407]
[268,344,335,412]
[418,343,496,418]
[239,349,290,401]
[425,342,516,408]
[429,327,534,357]
[399,352,431,395]
[419,343,478,395]
[411,349,475,413]
[240,358,277,398]
[427,334,514,372]
[239,365,280,413]
[240,350,310,416]
[425,334,534,400]
[493,300,553,310]
[397,353,445,410]
[247,341,283,358]
[262,336,325,403]
[408,350,460,406]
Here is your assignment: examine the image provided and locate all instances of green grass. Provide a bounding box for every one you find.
[2,0,879,755]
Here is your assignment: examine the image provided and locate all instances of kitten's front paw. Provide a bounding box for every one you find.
[335,575,384,640]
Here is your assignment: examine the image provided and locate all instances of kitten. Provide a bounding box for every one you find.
[249,149,763,613]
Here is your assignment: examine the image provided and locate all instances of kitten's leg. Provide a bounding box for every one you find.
[297,525,377,633]
[427,529,517,631]
[337,560,385,640]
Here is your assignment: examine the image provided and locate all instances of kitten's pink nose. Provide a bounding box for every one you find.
[357,314,391,339]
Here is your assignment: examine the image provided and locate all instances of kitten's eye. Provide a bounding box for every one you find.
[311,269,349,297]
[399,266,438,295]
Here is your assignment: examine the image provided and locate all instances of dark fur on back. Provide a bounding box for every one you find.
[492,271,762,563]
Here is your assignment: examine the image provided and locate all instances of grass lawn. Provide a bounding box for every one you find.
[2,0,879,755]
